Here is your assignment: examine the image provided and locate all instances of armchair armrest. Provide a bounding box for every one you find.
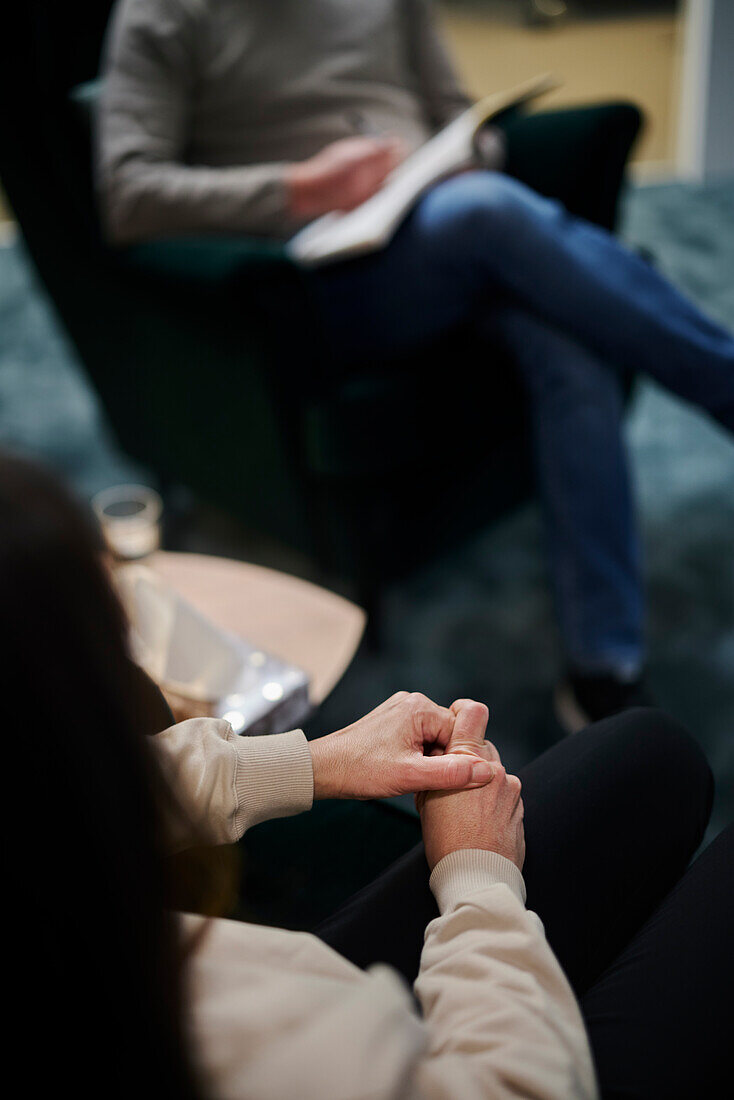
[117,236,292,288]
[108,233,329,398]
[68,79,297,286]
[497,101,643,230]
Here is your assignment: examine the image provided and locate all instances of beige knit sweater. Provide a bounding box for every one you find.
[155,718,598,1100]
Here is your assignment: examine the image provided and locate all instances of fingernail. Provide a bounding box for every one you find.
[471,761,493,783]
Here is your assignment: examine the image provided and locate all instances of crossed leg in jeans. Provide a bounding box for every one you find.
[315,709,733,1099]
[313,172,734,685]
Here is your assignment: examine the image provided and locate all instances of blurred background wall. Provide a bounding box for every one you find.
[438,0,681,173]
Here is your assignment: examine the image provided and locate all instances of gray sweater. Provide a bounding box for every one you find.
[98,0,471,242]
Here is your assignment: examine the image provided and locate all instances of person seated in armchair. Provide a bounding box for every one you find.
[97,0,734,730]
[5,450,732,1100]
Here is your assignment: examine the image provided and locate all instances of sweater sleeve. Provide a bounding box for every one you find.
[153,717,314,852]
[403,0,471,130]
[409,850,598,1100]
[97,0,292,243]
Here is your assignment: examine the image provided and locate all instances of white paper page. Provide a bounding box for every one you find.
[287,76,557,267]
[288,105,479,266]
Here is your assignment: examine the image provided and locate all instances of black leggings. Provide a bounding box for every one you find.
[315,709,733,1099]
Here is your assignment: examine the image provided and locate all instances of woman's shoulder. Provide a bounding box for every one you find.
[181,913,426,1100]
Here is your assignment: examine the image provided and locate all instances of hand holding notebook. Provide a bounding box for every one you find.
[287,74,558,268]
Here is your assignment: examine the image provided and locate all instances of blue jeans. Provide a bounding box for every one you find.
[313,171,734,676]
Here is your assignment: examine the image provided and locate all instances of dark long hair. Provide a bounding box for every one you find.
[3,452,202,1099]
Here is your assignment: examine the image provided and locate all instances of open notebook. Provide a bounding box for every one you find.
[287,74,557,268]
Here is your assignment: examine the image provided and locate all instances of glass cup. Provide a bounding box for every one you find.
[92,484,163,560]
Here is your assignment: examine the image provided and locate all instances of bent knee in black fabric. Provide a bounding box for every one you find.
[581,823,733,1100]
[519,708,712,993]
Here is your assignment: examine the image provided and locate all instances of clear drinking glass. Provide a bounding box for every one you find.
[92,484,163,560]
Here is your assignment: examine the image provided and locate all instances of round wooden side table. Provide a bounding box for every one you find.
[143,551,366,721]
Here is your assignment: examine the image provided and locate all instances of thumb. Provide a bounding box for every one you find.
[412,753,494,792]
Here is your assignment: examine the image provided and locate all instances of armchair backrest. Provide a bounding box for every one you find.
[0,1,115,254]
[24,0,113,95]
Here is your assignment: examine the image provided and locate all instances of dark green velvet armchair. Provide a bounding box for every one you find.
[1,1,641,608]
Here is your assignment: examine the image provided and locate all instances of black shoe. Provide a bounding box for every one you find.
[554,671,653,734]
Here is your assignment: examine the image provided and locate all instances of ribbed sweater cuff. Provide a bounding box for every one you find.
[232,729,314,833]
[430,849,527,914]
